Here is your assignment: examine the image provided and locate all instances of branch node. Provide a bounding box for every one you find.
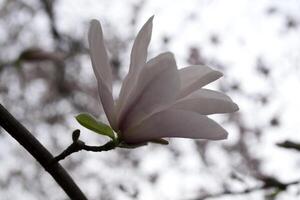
[51,130,117,164]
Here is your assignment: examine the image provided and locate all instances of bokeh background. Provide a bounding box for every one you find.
[1,0,300,199]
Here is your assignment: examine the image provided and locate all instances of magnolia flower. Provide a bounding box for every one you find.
[88,16,238,144]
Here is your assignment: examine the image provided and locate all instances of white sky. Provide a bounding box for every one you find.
[1,0,300,199]
[53,0,300,199]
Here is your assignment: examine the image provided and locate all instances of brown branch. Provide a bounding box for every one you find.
[0,104,88,200]
[190,177,300,200]
[52,130,117,163]
[277,140,300,151]
[40,0,61,41]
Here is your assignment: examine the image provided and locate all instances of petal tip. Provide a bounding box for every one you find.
[144,15,154,28]
[163,51,174,58]
[149,15,155,21]
[223,132,229,139]
[90,19,100,27]
[207,129,228,140]
[218,130,228,140]
[88,19,102,42]
[233,103,239,112]
[215,70,223,78]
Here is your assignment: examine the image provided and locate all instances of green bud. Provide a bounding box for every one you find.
[75,113,115,139]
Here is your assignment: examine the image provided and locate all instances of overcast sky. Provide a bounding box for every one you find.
[1,0,300,199]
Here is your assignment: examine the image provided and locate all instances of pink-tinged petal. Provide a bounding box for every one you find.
[129,15,154,72]
[179,65,223,98]
[89,19,113,90]
[123,109,228,144]
[89,20,117,129]
[117,16,154,117]
[172,89,239,115]
[118,52,180,131]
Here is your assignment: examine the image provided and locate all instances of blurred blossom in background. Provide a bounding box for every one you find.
[1,0,300,199]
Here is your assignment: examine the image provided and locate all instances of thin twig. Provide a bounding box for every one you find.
[277,140,300,151]
[190,177,300,200]
[52,130,117,163]
[0,104,88,200]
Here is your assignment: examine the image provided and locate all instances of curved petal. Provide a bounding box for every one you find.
[116,16,154,117]
[178,65,223,98]
[118,52,180,132]
[123,109,228,144]
[129,15,154,73]
[89,19,117,129]
[172,89,239,115]
[89,19,113,90]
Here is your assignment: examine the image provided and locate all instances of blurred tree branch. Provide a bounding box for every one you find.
[191,176,300,200]
[40,0,61,41]
[277,141,300,151]
[0,104,88,200]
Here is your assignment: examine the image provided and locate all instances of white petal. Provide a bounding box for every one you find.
[89,20,116,129]
[124,109,228,144]
[179,65,223,98]
[172,89,239,115]
[129,16,154,72]
[117,16,154,118]
[118,52,180,131]
[89,19,113,90]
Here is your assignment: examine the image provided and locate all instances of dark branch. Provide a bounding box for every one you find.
[0,104,88,200]
[190,177,300,200]
[191,186,262,200]
[40,0,61,41]
[52,130,117,163]
[277,140,300,151]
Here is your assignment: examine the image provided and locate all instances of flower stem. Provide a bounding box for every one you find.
[52,130,117,163]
